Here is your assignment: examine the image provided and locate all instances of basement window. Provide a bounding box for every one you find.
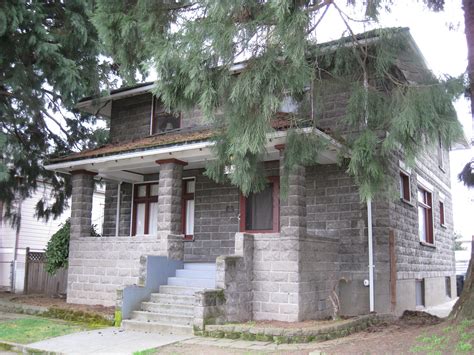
[151,97,181,134]
[445,276,451,298]
[415,279,425,307]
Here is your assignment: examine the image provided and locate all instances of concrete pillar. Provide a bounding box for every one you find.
[70,170,96,239]
[156,159,187,259]
[277,146,307,238]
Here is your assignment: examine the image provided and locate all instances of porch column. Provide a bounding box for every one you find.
[70,170,96,239]
[156,159,187,260]
[276,145,307,238]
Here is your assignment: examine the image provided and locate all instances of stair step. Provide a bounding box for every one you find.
[141,302,194,316]
[159,285,203,296]
[131,311,193,326]
[121,319,192,335]
[176,269,216,280]
[150,293,195,305]
[168,277,216,288]
[183,263,216,271]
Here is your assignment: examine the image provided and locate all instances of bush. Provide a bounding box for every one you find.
[45,218,101,274]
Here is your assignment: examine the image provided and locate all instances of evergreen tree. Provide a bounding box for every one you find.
[94,0,463,198]
[0,0,110,224]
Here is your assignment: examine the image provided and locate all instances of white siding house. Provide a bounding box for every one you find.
[0,182,104,292]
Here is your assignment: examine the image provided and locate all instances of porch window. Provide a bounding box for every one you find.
[182,179,195,240]
[418,187,433,244]
[240,177,279,233]
[151,97,181,134]
[132,183,158,236]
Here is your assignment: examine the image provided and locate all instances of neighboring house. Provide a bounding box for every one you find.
[455,236,473,277]
[0,181,105,293]
[45,28,458,333]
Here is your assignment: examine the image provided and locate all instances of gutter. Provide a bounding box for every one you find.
[367,198,375,313]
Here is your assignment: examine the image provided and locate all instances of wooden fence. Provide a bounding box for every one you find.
[24,248,67,296]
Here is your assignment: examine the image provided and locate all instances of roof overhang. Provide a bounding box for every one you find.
[44,128,345,183]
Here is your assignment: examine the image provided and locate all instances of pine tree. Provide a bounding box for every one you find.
[94,0,463,198]
[0,0,110,224]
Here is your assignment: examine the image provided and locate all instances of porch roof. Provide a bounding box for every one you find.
[45,124,345,183]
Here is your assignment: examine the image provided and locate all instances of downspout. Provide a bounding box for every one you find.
[367,197,375,313]
[115,182,122,237]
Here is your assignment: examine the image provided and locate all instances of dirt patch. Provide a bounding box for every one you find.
[399,310,442,326]
[0,292,114,318]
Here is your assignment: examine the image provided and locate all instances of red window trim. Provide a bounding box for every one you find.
[182,179,195,241]
[239,176,280,233]
[151,97,182,135]
[400,171,411,202]
[418,187,434,244]
[132,182,158,236]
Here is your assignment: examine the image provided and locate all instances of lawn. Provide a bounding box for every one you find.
[0,317,86,344]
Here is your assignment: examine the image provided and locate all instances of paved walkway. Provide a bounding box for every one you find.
[28,327,192,355]
[424,298,457,318]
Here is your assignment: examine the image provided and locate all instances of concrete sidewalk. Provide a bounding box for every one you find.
[424,298,457,318]
[28,327,192,355]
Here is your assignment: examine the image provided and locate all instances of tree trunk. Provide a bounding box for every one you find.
[450,0,474,321]
[451,236,474,320]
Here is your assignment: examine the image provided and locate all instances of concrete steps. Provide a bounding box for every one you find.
[122,263,216,334]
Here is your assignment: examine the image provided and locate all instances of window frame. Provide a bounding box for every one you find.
[150,97,181,135]
[417,186,434,245]
[415,279,425,307]
[182,178,195,241]
[131,182,159,236]
[439,200,446,227]
[399,170,412,203]
[239,176,280,233]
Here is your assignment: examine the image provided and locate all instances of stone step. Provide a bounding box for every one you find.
[121,319,192,335]
[141,302,194,316]
[150,293,195,305]
[183,263,216,271]
[131,311,193,326]
[176,269,216,280]
[159,285,203,296]
[167,277,215,288]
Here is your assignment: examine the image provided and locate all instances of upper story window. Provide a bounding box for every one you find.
[417,187,433,245]
[399,171,411,202]
[151,97,181,135]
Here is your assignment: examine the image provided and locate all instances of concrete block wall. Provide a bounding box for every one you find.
[67,236,161,307]
[110,93,153,143]
[299,236,340,320]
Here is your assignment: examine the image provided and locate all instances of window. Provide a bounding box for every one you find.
[445,276,451,298]
[400,171,411,202]
[437,133,444,171]
[132,183,159,236]
[439,201,445,227]
[418,187,434,244]
[240,177,279,233]
[151,97,181,135]
[182,179,195,241]
[415,279,425,307]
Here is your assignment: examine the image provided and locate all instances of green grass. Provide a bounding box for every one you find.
[410,320,474,354]
[0,317,86,344]
[132,348,157,355]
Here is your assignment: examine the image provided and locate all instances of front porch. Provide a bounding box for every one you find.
[47,128,345,328]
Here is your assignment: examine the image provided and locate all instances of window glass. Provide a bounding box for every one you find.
[136,203,146,235]
[440,201,445,225]
[245,184,273,230]
[418,205,427,243]
[400,172,410,201]
[137,185,147,197]
[415,280,425,306]
[152,98,180,134]
[148,202,158,235]
[150,183,159,196]
[185,199,195,235]
[186,180,195,194]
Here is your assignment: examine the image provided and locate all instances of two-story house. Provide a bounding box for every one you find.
[45,28,457,334]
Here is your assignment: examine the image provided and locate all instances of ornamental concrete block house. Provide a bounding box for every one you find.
[45,29,457,334]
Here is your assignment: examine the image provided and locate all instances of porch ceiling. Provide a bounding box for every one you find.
[44,129,344,183]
